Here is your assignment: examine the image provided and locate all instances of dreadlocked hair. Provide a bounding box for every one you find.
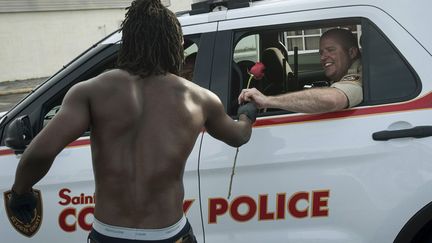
[117,0,184,78]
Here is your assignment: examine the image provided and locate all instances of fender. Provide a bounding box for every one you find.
[394,200,432,243]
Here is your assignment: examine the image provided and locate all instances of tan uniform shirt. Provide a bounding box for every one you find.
[330,59,363,108]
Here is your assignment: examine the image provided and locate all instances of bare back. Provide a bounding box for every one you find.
[15,68,251,230]
[88,70,208,228]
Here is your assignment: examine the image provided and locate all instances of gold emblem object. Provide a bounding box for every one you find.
[3,189,43,237]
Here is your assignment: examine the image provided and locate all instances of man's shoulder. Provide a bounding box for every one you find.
[175,75,212,96]
[174,76,221,108]
[82,69,134,89]
[95,69,133,82]
[67,70,126,99]
[338,59,362,83]
[347,59,362,75]
[340,74,361,82]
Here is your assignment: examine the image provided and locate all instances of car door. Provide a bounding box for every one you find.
[198,3,432,243]
[178,20,219,242]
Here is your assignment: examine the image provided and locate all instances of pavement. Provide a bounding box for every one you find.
[0,77,47,96]
[0,78,48,112]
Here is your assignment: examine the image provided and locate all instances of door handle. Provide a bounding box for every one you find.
[372,126,432,141]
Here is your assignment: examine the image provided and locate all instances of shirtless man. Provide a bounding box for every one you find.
[9,1,257,242]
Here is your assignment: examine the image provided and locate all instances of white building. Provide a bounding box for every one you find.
[0,0,193,82]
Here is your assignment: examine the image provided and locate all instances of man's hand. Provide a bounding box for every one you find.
[8,189,37,224]
[238,88,268,109]
[237,102,258,123]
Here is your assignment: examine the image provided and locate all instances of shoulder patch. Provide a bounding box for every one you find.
[341,75,360,81]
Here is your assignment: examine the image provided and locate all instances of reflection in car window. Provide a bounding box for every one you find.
[43,105,60,127]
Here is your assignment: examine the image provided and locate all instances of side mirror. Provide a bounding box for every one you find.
[5,115,33,154]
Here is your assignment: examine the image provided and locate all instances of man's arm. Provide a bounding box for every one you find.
[204,92,254,147]
[12,82,91,194]
[238,87,348,113]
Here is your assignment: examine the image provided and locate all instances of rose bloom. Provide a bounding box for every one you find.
[249,62,265,80]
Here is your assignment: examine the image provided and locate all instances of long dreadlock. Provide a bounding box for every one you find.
[117,0,184,78]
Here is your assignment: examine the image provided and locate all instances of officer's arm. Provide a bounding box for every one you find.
[12,82,91,194]
[205,92,253,147]
[265,87,348,113]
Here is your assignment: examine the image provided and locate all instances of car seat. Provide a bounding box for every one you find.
[261,47,295,95]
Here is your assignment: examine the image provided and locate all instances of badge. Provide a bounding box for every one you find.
[3,189,43,237]
[341,74,360,81]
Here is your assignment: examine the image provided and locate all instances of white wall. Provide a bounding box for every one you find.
[0,0,193,82]
[0,9,125,82]
[170,1,193,11]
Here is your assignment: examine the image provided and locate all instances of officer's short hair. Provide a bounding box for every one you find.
[321,28,359,52]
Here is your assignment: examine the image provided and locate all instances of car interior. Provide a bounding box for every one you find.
[231,21,362,115]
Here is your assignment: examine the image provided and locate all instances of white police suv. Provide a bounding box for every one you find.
[1,0,432,242]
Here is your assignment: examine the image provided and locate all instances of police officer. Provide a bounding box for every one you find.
[239,28,362,113]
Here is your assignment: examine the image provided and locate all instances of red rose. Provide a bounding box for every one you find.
[246,62,265,88]
[249,62,265,80]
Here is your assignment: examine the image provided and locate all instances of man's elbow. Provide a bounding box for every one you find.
[234,137,251,147]
[321,92,348,112]
[329,98,347,111]
[228,129,252,147]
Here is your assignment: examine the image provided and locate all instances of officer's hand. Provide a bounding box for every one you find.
[238,88,267,109]
[237,102,258,123]
[8,189,37,224]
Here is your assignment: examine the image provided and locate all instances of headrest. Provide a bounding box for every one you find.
[262,47,285,83]
[185,52,197,65]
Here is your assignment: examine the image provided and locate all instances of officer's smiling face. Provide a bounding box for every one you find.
[319,36,353,81]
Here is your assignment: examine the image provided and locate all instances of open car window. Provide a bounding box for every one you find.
[230,18,420,116]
